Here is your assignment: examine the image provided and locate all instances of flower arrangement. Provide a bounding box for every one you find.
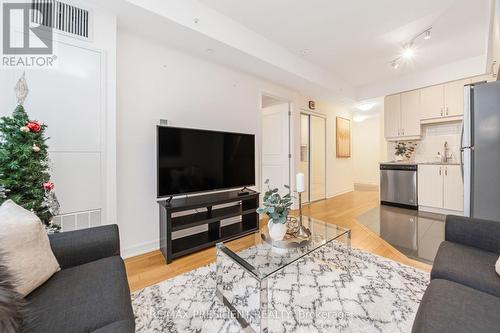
[256,179,293,224]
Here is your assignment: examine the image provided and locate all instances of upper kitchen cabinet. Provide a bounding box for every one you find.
[400,90,421,137]
[384,91,421,141]
[420,84,443,120]
[384,94,401,139]
[420,78,471,123]
[444,79,471,117]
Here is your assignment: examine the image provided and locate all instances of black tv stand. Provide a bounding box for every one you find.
[158,190,260,264]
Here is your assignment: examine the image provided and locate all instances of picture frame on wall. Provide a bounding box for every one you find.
[336,117,351,158]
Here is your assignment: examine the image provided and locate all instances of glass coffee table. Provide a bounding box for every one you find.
[215,216,351,333]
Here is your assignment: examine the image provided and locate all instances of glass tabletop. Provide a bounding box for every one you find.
[216,215,350,280]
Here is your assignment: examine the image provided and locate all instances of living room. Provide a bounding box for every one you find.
[1,0,499,332]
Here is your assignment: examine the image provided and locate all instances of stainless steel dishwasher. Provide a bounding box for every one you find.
[380,163,418,209]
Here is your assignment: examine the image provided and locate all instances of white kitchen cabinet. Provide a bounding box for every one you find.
[418,165,443,208]
[418,164,463,212]
[420,84,444,120]
[443,165,463,211]
[401,90,421,137]
[420,79,471,122]
[384,94,401,139]
[444,79,471,117]
[384,92,420,140]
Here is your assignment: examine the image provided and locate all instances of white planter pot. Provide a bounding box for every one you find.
[268,219,288,241]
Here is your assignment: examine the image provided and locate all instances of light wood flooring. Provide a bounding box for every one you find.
[125,190,431,292]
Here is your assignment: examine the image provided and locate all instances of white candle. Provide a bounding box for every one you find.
[296,173,305,193]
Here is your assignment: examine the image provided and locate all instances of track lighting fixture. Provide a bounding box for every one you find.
[390,27,432,69]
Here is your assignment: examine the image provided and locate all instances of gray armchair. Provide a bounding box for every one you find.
[23,225,135,333]
[412,215,500,333]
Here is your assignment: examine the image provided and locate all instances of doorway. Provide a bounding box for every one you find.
[300,113,326,202]
[261,95,291,195]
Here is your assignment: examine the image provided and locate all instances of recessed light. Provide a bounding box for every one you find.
[356,102,377,112]
[206,48,213,54]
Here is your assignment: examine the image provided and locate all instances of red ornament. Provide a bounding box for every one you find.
[26,120,41,133]
[43,182,55,191]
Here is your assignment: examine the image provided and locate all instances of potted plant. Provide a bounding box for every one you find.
[394,141,417,162]
[256,180,293,241]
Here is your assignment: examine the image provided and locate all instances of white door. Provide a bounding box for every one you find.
[443,165,464,211]
[384,94,401,139]
[421,85,444,120]
[400,90,421,137]
[261,104,290,194]
[444,79,471,117]
[418,165,444,208]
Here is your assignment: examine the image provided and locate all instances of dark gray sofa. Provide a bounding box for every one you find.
[24,225,135,333]
[412,215,500,333]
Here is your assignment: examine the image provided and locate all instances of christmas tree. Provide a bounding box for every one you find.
[0,73,59,226]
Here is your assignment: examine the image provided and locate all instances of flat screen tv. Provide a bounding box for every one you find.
[157,126,255,198]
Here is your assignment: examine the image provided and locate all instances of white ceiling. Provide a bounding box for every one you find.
[198,0,491,88]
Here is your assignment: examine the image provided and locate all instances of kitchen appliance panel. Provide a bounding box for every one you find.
[471,81,500,221]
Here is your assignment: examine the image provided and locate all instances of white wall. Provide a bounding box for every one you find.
[352,112,383,186]
[116,31,313,257]
[319,103,354,197]
[0,0,117,230]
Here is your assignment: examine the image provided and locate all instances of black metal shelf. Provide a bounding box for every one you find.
[172,218,258,258]
[159,190,260,263]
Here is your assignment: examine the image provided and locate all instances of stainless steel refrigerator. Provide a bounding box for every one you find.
[462,80,500,221]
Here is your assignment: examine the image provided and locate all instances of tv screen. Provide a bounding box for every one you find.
[157,126,255,197]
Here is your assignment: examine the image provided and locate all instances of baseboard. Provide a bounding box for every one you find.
[326,188,354,199]
[122,240,159,259]
[353,183,379,192]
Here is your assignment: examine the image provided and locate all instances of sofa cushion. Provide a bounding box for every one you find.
[412,279,500,333]
[23,256,134,333]
[431,241,500,297]
[0,200,60,296]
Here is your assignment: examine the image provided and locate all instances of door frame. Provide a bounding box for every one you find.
[300,111,327,203]
[259,93,292,195]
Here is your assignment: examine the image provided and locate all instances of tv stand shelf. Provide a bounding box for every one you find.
[159,190,260,264]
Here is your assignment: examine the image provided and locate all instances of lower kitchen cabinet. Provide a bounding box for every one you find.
[418,164,463,212]
[443,165,464,211]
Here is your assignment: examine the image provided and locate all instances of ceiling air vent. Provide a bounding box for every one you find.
[31,0,90,39]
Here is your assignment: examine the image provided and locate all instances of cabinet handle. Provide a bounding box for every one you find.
[445,167,448,176]
[446,107,449,116]
[439,167,442,175]
[440,107,443,116]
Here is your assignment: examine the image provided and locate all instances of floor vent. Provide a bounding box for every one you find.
[31,0,90,39]
[52,209,101,232]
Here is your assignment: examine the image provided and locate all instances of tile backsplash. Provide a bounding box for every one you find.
[387,121,462,163]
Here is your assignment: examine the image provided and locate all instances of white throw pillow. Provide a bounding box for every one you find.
[0,200,60,296]
[496,256,500,276]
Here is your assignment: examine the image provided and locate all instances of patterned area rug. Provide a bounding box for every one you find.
[132,243,429,332]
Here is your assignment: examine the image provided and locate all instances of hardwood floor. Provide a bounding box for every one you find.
[125,190,431,292]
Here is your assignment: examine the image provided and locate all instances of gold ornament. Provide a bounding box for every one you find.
[32,143,41,152]
[20,126,30,133]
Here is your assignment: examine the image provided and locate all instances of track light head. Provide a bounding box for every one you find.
[424,30,431,40]
[402,43,415,59]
